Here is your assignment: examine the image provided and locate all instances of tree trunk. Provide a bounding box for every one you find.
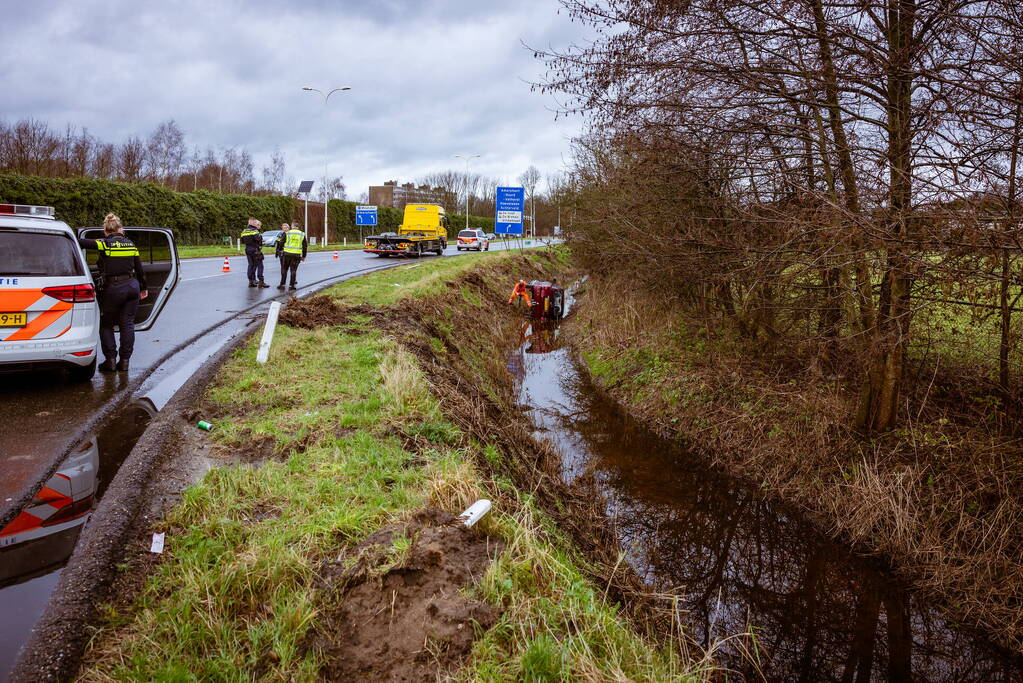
[1000,97,1021,399]
[857,0,916,432]
[809,0,875,334]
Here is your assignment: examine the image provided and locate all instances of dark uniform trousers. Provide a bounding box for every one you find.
[100,277,140,360]
[246,251,264,283]
[280,254,301,287]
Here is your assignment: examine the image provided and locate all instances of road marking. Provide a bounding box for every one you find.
[181,273,230,282]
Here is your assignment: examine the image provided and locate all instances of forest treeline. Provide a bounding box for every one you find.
[0,116,571,234]
[0,117,339,198]
[543,0,1023,432]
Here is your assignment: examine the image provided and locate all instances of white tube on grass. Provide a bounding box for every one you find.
[459,499,492,528]
[256,301,281,364]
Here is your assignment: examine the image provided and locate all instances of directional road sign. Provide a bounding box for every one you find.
[495,186,525,235]
[356,205,378,226]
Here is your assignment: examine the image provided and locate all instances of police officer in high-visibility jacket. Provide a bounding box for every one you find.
[275,223,307,291]
[77,213,148,372]
[240,217,269,288]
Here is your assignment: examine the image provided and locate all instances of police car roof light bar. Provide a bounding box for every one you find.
[0,204,56,219]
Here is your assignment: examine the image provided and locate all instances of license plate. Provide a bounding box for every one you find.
[0,312,27,327]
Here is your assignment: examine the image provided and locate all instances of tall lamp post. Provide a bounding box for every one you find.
[302,85,351,247]
[453,153,480,231]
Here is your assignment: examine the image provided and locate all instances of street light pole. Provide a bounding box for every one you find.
[302,85,351,247]
[453,153,480,231]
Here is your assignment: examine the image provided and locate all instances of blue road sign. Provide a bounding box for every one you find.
[495,186,525,235]
[356,205,378,226]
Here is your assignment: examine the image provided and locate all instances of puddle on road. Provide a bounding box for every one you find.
[0,400,154,679]
[508,317,1022,681]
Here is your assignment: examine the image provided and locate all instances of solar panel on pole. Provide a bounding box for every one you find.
[298,181,314,233]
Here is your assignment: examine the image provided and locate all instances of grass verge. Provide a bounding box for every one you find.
[176,243,362,259]
[78,248,711,681]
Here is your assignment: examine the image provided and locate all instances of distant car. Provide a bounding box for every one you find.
[261,229,283,247]
[457,229,490,251]
[485,233,496,240]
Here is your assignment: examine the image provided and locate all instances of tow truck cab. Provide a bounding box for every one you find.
[363,204,449,257]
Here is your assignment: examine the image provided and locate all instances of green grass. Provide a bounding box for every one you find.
[81,249,703,682]
[176,243,363,259]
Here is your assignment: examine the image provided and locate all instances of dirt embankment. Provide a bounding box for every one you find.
[565,276,1023,654]
[358,255,681,635]
[313,509,501,681]
[231,251,687,667]
[283,252,676,633]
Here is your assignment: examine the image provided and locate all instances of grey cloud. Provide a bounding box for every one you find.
[0,0,590,196]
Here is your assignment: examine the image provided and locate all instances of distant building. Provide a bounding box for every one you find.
[368,181,452,210]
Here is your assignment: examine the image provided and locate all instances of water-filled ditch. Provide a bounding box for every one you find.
[507,312,1022,680]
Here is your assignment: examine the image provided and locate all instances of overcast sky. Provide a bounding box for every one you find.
[3,0,591,198]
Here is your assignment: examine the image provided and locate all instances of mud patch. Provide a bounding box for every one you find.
[279,295,368,329]
[313,508,502,681]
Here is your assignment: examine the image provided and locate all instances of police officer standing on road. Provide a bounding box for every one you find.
[275,222,307,291]
[77,213,148,372]
[241,218,269,288]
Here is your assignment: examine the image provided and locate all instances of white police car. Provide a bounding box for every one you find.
[0,203,178,381]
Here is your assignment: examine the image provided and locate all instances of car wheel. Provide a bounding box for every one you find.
[67,358,97,383]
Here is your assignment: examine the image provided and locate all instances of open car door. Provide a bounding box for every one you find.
[76,227,179,331]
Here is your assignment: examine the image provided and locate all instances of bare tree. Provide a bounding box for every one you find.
[519,165,541,234]
[117,136,147,182]
[146,120,186,189]
[260,146,287,195]
[318,176,346,203]
[538,0,1023,431]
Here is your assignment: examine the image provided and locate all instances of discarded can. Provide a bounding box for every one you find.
[197,420,215,432]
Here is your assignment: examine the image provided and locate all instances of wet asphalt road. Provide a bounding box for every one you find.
[0,241,533,517]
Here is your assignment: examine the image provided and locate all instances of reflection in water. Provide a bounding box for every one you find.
[0,399,155,680]
[509,323,1022,681]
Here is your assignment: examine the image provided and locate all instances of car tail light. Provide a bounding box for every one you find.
[40,495,93,526]
[42,284,96,303]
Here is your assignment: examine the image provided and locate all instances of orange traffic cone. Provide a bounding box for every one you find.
[221,257,231,273]
[332,250,339,260]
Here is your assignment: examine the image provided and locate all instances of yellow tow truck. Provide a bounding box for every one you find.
[363,204,449,257]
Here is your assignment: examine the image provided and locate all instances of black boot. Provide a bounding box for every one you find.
[116,358,130,372]
[258,281,270,288]
[288,284,297,291]
[249,281,257,287]
[99,359,116,372]
[277,284,286,290]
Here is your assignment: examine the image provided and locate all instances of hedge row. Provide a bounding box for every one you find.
[0,173,293,244]
[1,172,498,244]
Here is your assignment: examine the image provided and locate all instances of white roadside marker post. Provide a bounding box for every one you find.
[458,499,492,528]
[256,301,282,364]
